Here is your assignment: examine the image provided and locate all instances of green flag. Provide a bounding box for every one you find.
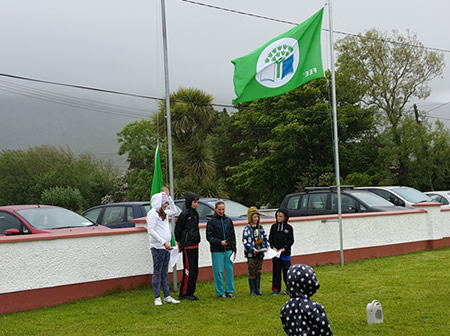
[232,8,324,103]
[150,145,176,246]
[150,145,163,200]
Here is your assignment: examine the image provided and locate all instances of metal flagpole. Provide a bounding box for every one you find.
[160,0,178,289]
[327,0,344,266]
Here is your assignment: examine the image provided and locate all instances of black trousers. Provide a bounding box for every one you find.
[179,247,199,297]
[272,258,290,292]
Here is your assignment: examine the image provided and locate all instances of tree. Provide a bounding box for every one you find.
[0,146,117,210]
[40,186,84,212]
[221,75,376,206]
[118,88,228,200]
[335,29,445,185]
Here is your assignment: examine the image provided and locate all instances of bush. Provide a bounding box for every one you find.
[40,186,84,212]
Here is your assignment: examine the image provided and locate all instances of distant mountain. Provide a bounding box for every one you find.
[0,91,156,171]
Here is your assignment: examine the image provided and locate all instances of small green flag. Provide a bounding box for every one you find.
[232,8,324,103]
[151,145,176,246]
[150,145,163,202]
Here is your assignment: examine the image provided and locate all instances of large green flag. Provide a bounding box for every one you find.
[232,8,324,103]
[150,145,163,200]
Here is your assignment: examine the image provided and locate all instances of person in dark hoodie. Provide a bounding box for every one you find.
[206,201,237,298]
[175,192,200,301]
[280,264,333,336]
[269,208,294,295]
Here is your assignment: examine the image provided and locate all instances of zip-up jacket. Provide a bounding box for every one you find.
[175,192,200,248]
[269,208,294,257]
[206,213,236,253]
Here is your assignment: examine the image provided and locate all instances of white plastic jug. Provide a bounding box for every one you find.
[366,300,383,324]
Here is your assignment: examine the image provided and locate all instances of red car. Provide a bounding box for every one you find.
[0,205,111,236]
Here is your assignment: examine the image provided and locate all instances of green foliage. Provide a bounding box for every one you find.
[118,88,228,200]
[0,146,117,209]
[40,186,84,212]
[374,117,450,190]
[223,75,376,206]
[336,29,445,129]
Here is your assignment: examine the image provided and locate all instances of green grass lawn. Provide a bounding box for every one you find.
[1,248,450,336]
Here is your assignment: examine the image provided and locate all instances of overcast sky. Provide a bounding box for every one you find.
[0,0,449,167]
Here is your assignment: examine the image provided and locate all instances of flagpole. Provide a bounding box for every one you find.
[160,0,178,289]
[327,0,344,266]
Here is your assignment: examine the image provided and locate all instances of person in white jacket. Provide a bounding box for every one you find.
[147,187,180,306]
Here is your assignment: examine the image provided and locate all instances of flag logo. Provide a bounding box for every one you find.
[256,37,299,88]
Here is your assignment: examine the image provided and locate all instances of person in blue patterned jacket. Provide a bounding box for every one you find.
[280,264,333,336]
[242,206,269,296]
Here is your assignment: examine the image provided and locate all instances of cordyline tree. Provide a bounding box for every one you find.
[335,29,445,185]
[118,88,228,200]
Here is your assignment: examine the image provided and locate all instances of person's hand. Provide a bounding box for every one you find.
[280,248,285,253]
[221,240,228,247]
[162,186,170,196]
[177,242,183,252]
[163,242,173,250]
[254,248,260,254]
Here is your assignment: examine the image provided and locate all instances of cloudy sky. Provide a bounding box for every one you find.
[0,0,449,168]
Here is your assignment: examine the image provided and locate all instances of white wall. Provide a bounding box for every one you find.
[1,205,448,295]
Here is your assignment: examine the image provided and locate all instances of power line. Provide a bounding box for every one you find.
[180,0,450,54]
[0,72,234,110]
[0,73,163,101]
[0,79,154,119]
[0,82,154,120]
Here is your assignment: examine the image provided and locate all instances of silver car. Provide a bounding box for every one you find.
[356,186,434,207]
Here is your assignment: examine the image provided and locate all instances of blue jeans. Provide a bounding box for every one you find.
[211,250,235,296]
[151,248,170,299]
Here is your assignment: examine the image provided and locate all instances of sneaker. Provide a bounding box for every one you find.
[219,294,227,298]
[225,293,235,298]
[154,297,163,306]
[272,290,280,295]
[163,296,180,304]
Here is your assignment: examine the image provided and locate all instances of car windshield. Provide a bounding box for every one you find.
[349,191,395,207]
[140,204,150,215]
[391,187,433,203]
[206,200,249,218]
[17,207,95,230]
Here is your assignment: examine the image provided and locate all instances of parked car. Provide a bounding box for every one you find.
[82,202,181,228]
[424,191,450,206]
[174,198,261,222]
[0,205,110,236]
[280,188,406,217]
[356,186,434,207]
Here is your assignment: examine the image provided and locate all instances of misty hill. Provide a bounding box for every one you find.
[0,91,156,171]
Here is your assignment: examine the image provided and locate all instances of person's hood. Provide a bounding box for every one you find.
[247,206,260,224]
[185,192,199,209]
[151,192,164,211]
[286,264,320,299]
[275,208,289,222]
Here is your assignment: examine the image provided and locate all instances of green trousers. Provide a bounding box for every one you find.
[211,250,235,296]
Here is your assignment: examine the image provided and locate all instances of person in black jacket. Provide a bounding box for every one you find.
[269,208,294,295]
[175,192,200,301]
[206,201,237,298]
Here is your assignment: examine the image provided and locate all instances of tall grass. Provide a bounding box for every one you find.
[1,248,449,335]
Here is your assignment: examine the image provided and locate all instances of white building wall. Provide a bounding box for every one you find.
[1,205,448,295]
